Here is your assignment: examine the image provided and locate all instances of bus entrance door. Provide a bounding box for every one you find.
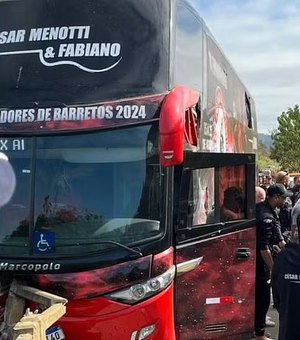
[174,157,256,339]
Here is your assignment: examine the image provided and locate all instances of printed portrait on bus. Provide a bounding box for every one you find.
[192,168,215,226]
[210,87,234,153]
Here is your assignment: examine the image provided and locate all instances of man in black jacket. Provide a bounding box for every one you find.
[255,184,292,340]
[272,242,300,340]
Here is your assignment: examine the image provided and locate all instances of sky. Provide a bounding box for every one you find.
[190,0,300,134]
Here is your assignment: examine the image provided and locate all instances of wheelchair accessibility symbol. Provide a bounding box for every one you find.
[37,233,50,251]
[33,231,55,254]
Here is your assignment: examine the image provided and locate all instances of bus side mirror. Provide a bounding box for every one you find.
[159,86,199,167]
[159,107,184,167]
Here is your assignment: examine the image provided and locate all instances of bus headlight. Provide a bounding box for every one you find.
[131,284,146,300]
[106,266,175,305]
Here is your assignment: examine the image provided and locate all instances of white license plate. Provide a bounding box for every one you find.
[46,326,65,340]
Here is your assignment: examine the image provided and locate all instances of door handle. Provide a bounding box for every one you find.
[236,248,251,260]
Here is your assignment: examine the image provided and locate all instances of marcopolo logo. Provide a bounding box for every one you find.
[0,25,122,73]
[0,262,61,272]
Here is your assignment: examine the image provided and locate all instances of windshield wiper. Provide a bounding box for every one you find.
[96,241,143,257]
[60,240,143,257]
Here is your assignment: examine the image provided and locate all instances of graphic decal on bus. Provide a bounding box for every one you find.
[33,231,55,254]
[0,95,164,132]
[0,26,122,73]
[202,86,252,153]
[0,104,146,124]
[0,262,61,272]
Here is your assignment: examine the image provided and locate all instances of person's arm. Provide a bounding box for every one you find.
[221,207,245,220]
[258,217,275,270]
[273,217,286,248]
[279,240,286,249]
[221,207,239,219]
[260,249,273,271]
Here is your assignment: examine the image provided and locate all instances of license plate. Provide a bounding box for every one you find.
[46,326,65,340]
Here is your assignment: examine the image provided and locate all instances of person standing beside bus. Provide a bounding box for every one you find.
[290,175,300,206]
[275,171,290,189]
[272,240,300,340]
[290,198,300,242]
[256,186,266,203]
[275,171,292,235]
[255,184,292,340]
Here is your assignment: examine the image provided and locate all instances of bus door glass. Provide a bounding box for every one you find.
[174,160,256,339]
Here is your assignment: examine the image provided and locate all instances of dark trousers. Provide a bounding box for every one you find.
[255,276,271,336]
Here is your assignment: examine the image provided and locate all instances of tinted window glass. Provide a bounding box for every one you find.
[0,124,163,257]
[33,125,162,256]
[0,138,32,256]
[177,165,246,229]
[219,166,245,222]
[174,4,203,91]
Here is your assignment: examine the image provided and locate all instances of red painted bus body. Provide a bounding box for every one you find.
[0,1,257,339]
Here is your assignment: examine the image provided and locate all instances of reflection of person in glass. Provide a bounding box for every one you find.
[220,186,245,222]
[0,152,16,208]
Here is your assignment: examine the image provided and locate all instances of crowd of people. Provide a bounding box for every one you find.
[255,171,300,340]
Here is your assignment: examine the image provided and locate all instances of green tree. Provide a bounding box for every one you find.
[270,104,300,171]
[258,141,279,171]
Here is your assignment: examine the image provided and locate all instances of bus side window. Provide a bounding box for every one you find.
[177,167,216,229]
[177,164,246,229]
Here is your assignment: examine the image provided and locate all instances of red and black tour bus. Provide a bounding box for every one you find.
[0,0,258,339]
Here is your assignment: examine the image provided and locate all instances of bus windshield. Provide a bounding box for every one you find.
[0,124,163,257]
[0,0,169,107]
